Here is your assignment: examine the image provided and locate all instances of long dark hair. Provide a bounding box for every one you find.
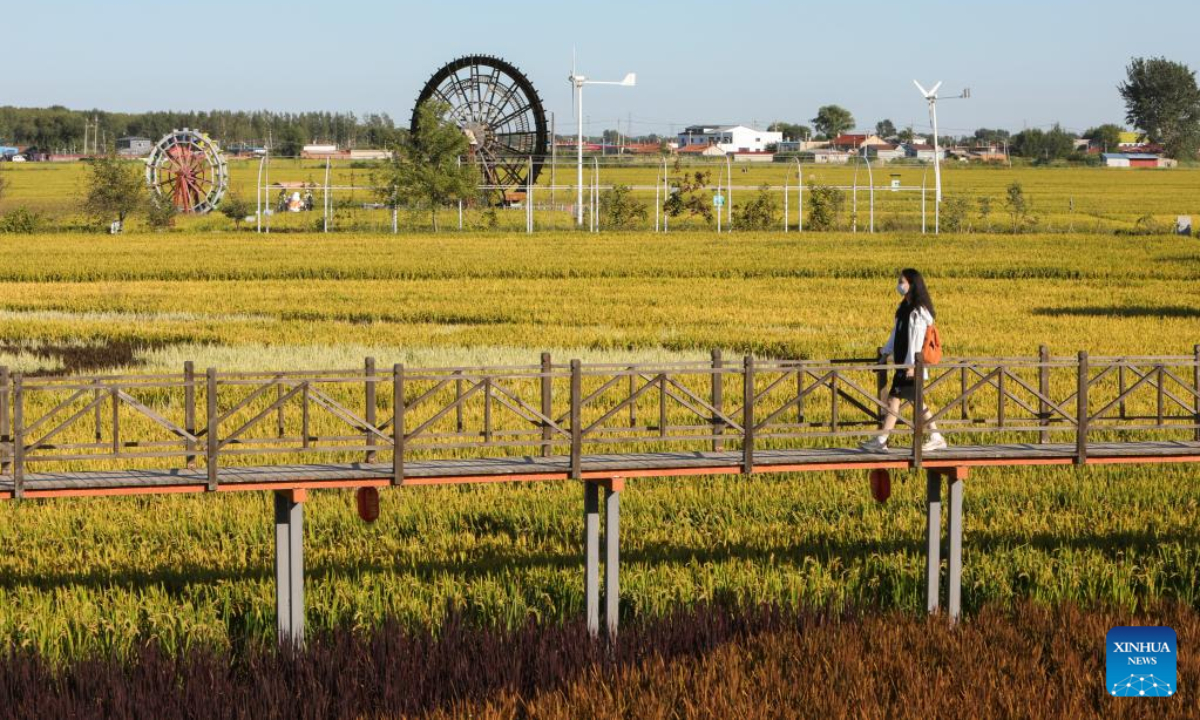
[896,268,935,320]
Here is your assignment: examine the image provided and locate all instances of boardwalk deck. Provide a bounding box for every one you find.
[3,352,1199,644]
[3,440,1199,498]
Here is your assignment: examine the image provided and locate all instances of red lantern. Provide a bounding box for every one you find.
[869,468,891,503]
[356,486,380,522]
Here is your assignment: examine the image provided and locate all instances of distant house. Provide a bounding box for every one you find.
[677,124,783,153]
[830,134,887,151]
[115,136,153,157]
[677,143,727,157]
[729,151,775,163]
[1101,153,1173,168]
[623,142,667,155]
[1117,131,1144,149]
[902,144,946,162]
[301,144,340,158]
[865,144,905,162]
[810,149,851,164]
[777,140,829,152]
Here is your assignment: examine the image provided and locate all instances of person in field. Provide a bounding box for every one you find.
[859,268,947,453]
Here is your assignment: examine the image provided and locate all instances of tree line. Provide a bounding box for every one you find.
[767,56,1200,161]
[0,106,405,154]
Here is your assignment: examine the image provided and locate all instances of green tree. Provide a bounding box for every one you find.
[273,125,307,157]
[0,206,42,234]
[1083,124,1124,153]
[806,181,845,231]
[1004,181,1031,233]
[941,196,971,233]
[1119,56,1200,159]
[220,193,252,230]
[145,191,177,231]
[1011,124,1077,162]
[732,184,778,231]
[811,105,855,140]
[875,119,897,138]
[375,100,479,232]
[81,155,144,230]
[767,122,812,141]
[0,171,7,204]
[664,160,714,222]
[600,184,649,229]
[978,196,993,232]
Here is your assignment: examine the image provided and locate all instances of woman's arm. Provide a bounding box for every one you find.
[883,319,897,357]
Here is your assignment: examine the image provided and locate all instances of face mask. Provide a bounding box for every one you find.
[896,282,908,296]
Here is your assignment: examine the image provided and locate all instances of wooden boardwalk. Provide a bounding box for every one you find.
[1,349,1198,643]
[3,440,1200,498]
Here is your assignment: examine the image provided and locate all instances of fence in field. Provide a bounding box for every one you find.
[2,346,1199,644]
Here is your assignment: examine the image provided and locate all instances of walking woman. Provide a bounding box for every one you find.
[859,268,947,452]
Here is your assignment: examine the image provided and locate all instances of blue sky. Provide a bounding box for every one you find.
[6,1,1198,136]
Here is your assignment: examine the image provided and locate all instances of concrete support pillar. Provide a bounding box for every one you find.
[924,467,967,623]
[275,489,305,647]
[584,477,623,639]
[947,470,965,624]
[924,470,942,614]
[584,481,600,637]
[604,478,623,638]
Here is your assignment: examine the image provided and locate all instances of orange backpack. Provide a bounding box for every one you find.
[922,323,943,364]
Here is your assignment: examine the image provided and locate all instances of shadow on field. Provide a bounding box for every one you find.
[0,339,184,375]
[0,526,1190,594]
[1033,304,1200,318]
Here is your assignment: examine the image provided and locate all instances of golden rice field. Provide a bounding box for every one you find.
[3,160,1200,233]
[0,230,1198,663]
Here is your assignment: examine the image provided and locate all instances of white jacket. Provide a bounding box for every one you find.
[883,306,934,372]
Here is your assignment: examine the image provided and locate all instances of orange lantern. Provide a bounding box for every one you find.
[869,468,891,503]
[356,487,380,522]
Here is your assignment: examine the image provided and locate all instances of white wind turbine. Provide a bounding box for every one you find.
[569,51,636,226]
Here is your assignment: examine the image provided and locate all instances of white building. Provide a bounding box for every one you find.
[677,124,783,153]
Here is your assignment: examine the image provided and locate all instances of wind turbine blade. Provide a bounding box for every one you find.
[929,81,943,96]
[913,80,929,96]
[622,72,636,87]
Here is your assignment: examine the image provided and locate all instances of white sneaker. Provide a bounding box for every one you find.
[921,435,948,453]
[859,437,889,452]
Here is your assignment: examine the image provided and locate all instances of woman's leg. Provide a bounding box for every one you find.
[881,396,903,433]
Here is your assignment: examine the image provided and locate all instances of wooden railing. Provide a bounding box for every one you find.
[1,346,1199,497]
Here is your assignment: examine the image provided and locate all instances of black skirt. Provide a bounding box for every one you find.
[888,369,916,401]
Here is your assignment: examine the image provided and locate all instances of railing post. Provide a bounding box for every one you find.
[1194,344,1200,443]
[392,364,404,485]
[711,349,724,451]
[742,355,754,474]
[1038,345,1049,444]
[1076,351,1088,465]
[12,374,23,498]
[913,354,926,469]
[0,366,9,477]
[206,368,218,491]
[364,357,377,463]
[110,387,120,456]
[184,361,196,469]
[570,359,582,480]
[483,377,493,444]
[540,352,553,457]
